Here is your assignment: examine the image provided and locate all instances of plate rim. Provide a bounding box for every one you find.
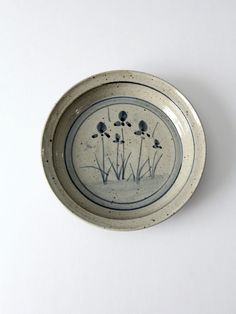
[41,70,206,230]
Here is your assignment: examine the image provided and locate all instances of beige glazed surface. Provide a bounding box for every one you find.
[42,70,206,230]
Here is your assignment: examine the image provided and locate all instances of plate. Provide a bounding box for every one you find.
[42,70,206,230]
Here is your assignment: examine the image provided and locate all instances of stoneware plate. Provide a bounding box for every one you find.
[42,70,206,230]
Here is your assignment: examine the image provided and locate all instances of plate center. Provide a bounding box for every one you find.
[65,97,182,210]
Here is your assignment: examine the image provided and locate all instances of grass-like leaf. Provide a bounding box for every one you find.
[138,158,149,177]
[130,163,135,181]
[108,158,120,180]
[95,153,105,183]
[123,152,132,174]
[153,153,163,177]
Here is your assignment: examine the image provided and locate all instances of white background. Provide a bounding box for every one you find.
[1,1,236,313]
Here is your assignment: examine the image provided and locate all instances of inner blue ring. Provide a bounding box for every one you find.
[64,96,183,210]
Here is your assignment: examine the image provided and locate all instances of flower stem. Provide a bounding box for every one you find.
[116,142,119,177]
[121,128,125,179]
[152,150,157,178]
[136,137,143,182]
[102,135,105,183]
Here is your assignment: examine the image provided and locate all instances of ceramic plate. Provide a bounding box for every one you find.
[42,70,206,230]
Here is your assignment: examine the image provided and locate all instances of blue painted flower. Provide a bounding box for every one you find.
[134,120,150,138]
[152,139,162,149]
[113,133,125,144]
[92,122,110,138]
[114,111,131,127]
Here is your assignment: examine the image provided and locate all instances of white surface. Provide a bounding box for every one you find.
[1,1,236,313]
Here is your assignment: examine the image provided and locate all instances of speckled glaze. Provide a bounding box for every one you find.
[42,70,206,230]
